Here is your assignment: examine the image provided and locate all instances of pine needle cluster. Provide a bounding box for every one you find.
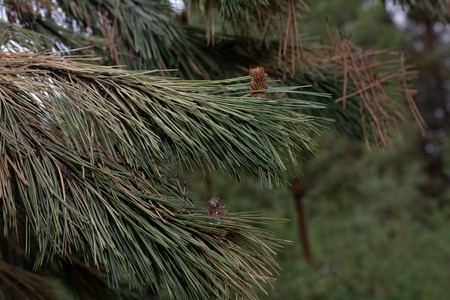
[0,0,433,298]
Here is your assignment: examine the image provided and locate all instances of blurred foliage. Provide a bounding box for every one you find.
[182,0,450,298]
[185,128,450,299]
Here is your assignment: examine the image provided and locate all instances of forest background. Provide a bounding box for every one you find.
[185,1,450,299]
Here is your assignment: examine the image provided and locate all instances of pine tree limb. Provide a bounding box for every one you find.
[0,49,328,299]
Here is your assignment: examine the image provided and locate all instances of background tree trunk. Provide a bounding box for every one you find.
[291,177,314,266]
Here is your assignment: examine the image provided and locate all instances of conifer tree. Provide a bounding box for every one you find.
[0,0,435,299]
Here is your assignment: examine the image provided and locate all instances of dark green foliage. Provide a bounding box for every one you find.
[0,261,56,300]
[188,133,450,299]
[388,0,450,21]
[217,0,270,18]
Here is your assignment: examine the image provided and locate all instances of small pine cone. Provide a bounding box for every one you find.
[249,66,268,98]
[207,197,227,217]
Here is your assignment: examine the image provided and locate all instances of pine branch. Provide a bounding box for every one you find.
[0,3,109,56]
[317,31,424,148]
[188,0,310,62]
[0,49,327,299]
[221,29,424,148]
[215,0,270,18]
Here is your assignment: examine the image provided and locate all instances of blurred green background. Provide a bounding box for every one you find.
[184,1,450,298]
